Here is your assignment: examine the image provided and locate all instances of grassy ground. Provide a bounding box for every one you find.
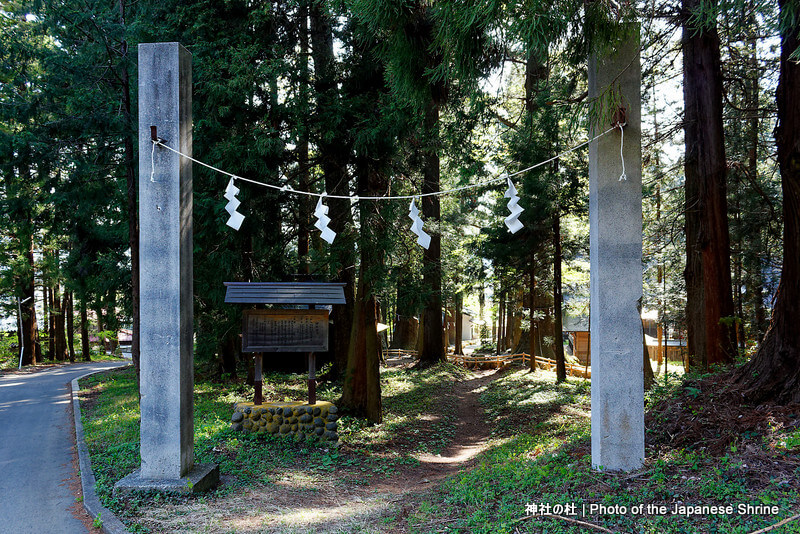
[79,363,800,533]
[79,362,472,532]
[410,369,800,533]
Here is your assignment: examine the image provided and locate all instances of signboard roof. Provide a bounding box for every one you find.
[224,282,346,305]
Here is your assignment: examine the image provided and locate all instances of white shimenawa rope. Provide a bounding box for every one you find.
[618,123,627,181]
[151,126,616,200]
[150,141,156,182]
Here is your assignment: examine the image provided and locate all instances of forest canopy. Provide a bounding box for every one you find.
[1,0,797,413]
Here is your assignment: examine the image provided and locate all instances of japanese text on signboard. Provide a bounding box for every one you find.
[242,309,329,353]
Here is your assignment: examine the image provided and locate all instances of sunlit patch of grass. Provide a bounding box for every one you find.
[405,367,800,534]
[79,361,471,530]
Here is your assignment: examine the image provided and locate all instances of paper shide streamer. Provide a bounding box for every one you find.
[408,198,432,250]
[503,174,524,234]
[151,126,619,245]
[314,194,336,244]
[224,178,245,230]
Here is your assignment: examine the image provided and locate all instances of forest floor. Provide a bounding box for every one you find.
[79,359,800,533]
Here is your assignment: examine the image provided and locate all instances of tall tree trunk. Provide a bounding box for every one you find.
[498,291,506,352]
[529,264,537,371]
[745,23,761,348]
[735,1,800,403]
[682,0,737,368]
[45,284,53,360]
[418,96,445,366]
[311,0,355,378]
[54,284,67,361]
[340,158,385,422]
[478,282,486,340]
[118,0,139,377]
[553,209,566,382]
[67,292,76,363]
[80,297,91,362]
[506,291,516,350]
[219,334,238,379]
[391,266,418,349]
[454,293,463,355]
[20,241,37,366]
[297,0,311,276]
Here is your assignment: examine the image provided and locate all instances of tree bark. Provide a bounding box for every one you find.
[19,235,38,366]
[735,1,800,403]
[80,298,91,362]
[297,0,311,276]
[498,291,506,352]
[391,266,419,349]
[553,209,566,382]
[418,96,445,366]
[46,285,54,360]
[529,264,537,371]
[67,292,76,363]
[219,334,238,379]
[682,0,737,368]
[54,285,67,361]
[120,36,139,377]
[310,0,355,378]
[340,147,386,422]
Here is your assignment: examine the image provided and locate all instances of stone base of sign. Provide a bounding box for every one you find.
[114,463,219,497]
[231,401,339,443]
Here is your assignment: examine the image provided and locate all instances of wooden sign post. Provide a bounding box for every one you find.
[241,309,329,405]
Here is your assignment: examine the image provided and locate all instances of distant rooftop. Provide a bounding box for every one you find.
[223,282,347,305]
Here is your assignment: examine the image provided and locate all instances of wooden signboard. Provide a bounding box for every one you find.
[241,309,329,353]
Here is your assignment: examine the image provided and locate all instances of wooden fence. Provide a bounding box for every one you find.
[382,348,418,360]
[448,352,591,379]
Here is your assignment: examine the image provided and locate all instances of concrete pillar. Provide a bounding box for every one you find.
[116,43,217,494]
[588,28,645,472]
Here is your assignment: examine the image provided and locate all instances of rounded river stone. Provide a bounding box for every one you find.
[325,421,337,431]
[279,424,291,434]
[327,414,339,422]
[328,406,338,414]
[313,407,321,416]
[283,407,293,417]
[231,412,244,423]
[314,427,325,436]
[314,417,324,426]
[231,423,243,432]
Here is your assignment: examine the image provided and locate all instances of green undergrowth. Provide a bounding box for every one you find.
[79,362,470,529]
[406,367,800,534]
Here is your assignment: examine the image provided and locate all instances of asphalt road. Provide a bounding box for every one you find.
[0,361,129,534]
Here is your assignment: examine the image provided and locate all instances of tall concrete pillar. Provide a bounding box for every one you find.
[588,29,645,472]
[116,43,217,494]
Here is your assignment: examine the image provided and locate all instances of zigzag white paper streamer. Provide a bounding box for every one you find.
[314,194,336,244]
[224,178,245,230]
[503,174,524,234]
[408,198,432,249]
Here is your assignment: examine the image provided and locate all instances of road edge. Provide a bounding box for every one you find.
[71,367,131,534]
